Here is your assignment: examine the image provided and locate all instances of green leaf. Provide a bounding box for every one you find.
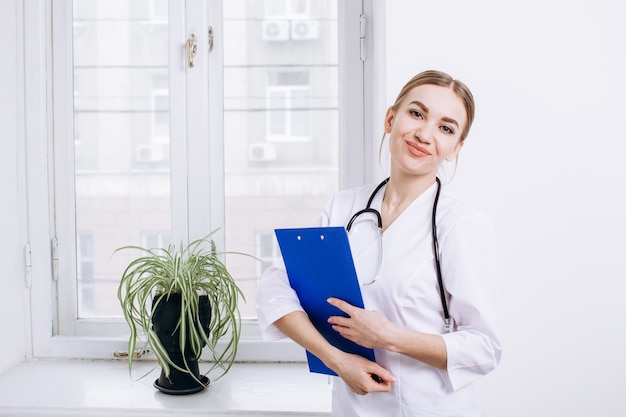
[115,229,259,383]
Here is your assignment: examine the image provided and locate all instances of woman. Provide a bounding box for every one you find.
[257,70,502,416]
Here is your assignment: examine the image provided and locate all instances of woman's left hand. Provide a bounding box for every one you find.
[327,297,396,350]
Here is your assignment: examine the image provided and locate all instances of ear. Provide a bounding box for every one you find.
[384,107,395,133]
[446,140,464,161]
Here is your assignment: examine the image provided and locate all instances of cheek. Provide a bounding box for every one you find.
[388,117,413,136]
[440,140,462,160]
[387,134,406,161]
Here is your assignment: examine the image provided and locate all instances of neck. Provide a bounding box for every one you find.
[383,174,437,208]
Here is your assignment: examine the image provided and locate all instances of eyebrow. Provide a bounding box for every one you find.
[409,100,459,128]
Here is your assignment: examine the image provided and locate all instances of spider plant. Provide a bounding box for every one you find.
[116,230,248,387]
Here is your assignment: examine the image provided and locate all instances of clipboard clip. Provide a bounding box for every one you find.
[296,234,327,241]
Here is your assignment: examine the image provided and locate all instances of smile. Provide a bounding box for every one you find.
[406,141,431,157]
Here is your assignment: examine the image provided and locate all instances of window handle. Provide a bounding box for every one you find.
[208,26,214,53]
[186,33,197,68]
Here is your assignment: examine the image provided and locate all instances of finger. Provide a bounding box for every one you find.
[367,378,393,392]
[364,371,394,393]
[370,366,396,384]
[327,315,350,327]
[331,324,356,343]
[327,297,356,315]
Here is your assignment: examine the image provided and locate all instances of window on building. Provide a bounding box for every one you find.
[267,71,311,141]
[265,0,311,18]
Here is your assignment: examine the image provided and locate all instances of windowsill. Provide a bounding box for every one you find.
[0,360,331,417]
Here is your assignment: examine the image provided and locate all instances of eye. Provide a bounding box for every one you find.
[441,125,455,135]
[409,109,423,119]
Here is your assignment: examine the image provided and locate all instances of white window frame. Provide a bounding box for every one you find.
[25,0,369,361]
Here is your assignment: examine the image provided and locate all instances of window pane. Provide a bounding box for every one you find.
[269,91,287,135]
[72,0,170,318]
[223,0,339,318]
[77,234,94,316]
[291,0,309,16]
[265,0,288,17]
[291,89,310,136]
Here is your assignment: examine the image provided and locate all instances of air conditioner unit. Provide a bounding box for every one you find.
[135,144,166,163]
[248,143,277,162]
[262,20,290,41]
[290,20,319,40]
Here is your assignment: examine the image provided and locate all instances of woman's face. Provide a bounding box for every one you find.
[385,84,467,178]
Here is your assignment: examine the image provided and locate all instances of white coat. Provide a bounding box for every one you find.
[257,181,502,417]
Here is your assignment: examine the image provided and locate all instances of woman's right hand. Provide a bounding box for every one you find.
[329,352,395,395]
[274,312,395,395]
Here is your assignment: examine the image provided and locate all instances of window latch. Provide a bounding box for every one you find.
[186,33,198,68]
[51,238,59,282]
[114,349,147,359]
[360,14,366,61]
[208,26,214,53]
[24,243,32,288]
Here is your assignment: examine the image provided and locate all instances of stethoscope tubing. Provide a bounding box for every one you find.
[346,177,451,330]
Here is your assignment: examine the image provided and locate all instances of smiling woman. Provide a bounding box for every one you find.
[257,70,501,416]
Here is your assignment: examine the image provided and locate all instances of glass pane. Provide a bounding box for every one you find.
[72,0,170,318]
[269,91,287,135]
[291,89,310,136]
[223,0,339,318]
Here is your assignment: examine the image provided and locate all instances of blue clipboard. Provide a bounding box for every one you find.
[275,226,376,376]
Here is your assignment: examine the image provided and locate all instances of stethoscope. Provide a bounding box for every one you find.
[346,177,452,331]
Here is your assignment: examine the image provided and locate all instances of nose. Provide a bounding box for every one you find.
[415,121,436,144]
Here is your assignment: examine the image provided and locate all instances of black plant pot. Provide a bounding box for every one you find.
[153,354,210,395]
[151,293,212,395]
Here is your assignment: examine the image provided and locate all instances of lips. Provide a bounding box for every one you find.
[405,141,431,157]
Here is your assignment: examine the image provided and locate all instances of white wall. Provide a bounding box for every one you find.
[383,1,626,416]
[0,0,28,375]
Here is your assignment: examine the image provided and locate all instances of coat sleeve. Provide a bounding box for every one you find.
[255,199,333,341]
[438,209,503,391]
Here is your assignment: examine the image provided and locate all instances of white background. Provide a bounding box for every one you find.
[380,1,626,416]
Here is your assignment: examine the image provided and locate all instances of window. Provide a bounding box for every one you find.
[42,0,365,359]
[141,232,171,250]
[265,0,311,18]
[267,71,311,141]
[223,1,345,320]
[61,0,171,331]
